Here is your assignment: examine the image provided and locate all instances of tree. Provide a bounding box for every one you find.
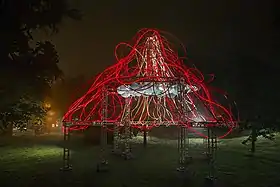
[240,115,279,154]
[0,0,81,135]
[0,0,81,63]
[0,95,49,135]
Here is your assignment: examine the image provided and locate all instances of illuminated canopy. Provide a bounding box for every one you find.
[63,28,237,138]
[117,82,198,98]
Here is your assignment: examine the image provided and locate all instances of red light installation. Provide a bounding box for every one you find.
[63,28,237,138]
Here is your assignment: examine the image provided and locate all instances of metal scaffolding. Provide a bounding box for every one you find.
[177,79,191,172]
[61,123,72,171]
[112,123,121,154]
[60,80,221,179]
[96,87,109,172]
[206,127,218,181]
[122,98,133,160]
[177,125,190,172]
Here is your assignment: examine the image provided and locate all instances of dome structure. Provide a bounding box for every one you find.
[63,29,236,138]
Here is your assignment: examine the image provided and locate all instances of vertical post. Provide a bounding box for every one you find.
[185,125,190,161]
[129,125,133,153]
[177,78,190,172]
[61,122,72,171]
[203,130,209,157]
[207,128,211,156]
[123,97,132,160]
[177,125,187,172]
[205,126,218,183]
[251,124,256,153]
[112,123,121,154]
[97,86,108,172]
[143,125,147,148]
[181,78,190,163]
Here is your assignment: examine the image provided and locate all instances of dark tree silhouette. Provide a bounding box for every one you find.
[0,0,81,135]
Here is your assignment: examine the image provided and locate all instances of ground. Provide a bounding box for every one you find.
[0,133,279,187]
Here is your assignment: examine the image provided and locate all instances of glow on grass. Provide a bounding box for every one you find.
[132,135,205,145]
[0,146,62,161]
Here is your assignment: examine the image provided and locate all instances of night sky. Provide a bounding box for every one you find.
[34,0,276,79]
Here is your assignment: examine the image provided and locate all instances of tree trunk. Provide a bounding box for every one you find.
[251,127,256,153]
[143,130,147,147]
[4,123,13,137]
[0,120,4,135]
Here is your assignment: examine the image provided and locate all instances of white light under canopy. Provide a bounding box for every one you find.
[117,82,198,98]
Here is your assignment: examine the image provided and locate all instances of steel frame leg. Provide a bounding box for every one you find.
[143,128,148,147]
[177,126,190,172]
[112,125,121,155]
[203,132,208,157]
[61,125,72,171]
[123,123,132,160]
[97,125,108,172]
[120,98,132,160]
[97,87,109,172]
[205,127,218,183]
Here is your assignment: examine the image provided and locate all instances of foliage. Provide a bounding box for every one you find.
[0,41,60,130]
[240,117,279,152]
[0,41,61,106]
[1,0,82,62]
[241,128,276,144]
[0,95,49,134]
[0,0,81,131]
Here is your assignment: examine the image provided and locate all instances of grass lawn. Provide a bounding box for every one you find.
[0,134,279,187]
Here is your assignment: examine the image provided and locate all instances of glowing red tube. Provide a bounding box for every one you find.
[63,28,237,138]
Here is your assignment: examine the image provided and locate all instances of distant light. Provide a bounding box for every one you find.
[48,111,55,116]
[44,103,51,108]
[52,124,55,128]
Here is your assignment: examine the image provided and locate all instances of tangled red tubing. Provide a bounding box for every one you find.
[63,28,237,138]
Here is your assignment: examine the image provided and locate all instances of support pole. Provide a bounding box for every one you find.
[203,133,209,157]
[177,125,189,172]
[123,97,132,160]
[205,127,218,185]
[112,124,121,155]
[97,87,108,172]
[185,126,190,161]
[177,78,190,172]
[143,126,147,148]
[60,122,72,171]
